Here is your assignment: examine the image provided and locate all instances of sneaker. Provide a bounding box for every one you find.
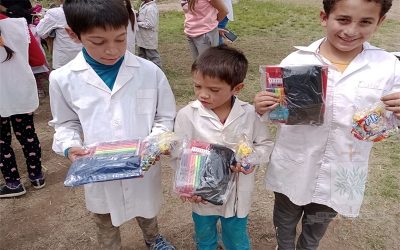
[147,234,175,250]
[31,177,46,189]
[0,184,26,198]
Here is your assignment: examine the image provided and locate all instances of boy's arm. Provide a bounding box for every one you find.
[36,10,58,38]
[210,0,228,22]
[48,72,83,156]
[137,6,158,30]
[150,69,176,135]
[252,113,274,165]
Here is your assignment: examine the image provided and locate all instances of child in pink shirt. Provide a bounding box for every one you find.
[181,0,227,59]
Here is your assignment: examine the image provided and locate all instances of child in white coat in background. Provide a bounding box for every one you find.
[136,0,162,68]
[49,0,176,249]
[36,0,82,69]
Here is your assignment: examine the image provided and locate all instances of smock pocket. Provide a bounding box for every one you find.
[136,89,156,115]
[356,80,384,106]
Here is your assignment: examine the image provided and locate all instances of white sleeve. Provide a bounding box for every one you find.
[48,72,83,155]
[252,113,274,165]
[149,68,176,135]
[36,10,59,38]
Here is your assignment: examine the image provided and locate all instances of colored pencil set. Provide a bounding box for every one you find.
[93,140,141,156]
[175,141,210,196]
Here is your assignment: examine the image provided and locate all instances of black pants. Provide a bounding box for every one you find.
[0,113,42,185]
[274,192,337,250]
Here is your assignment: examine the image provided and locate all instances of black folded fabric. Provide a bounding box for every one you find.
[282,65,325,125]
[64,155,142,187]
[194,144,236,205]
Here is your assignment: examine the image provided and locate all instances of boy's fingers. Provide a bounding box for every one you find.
[381,92,400,101]
[241,166,255,175]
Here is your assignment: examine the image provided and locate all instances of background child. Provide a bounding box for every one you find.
[174,45,273,250]
[254,0,400,249]
[0,14,46,198]
[36,0,82,69]
[49,0,176,249]
[136,0,162,68]
[218,0,234,45]
[181,0,228,60]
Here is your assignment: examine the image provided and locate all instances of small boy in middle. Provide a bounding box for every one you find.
[136,0,161,68]
[174,45,274,250]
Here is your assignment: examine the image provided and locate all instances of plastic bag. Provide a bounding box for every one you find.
[64,140,142,187]
[235,135,259,170]
[351,102,398,142]
[260,65,327,125]
[140,132,183,171]
[174,140,236,205]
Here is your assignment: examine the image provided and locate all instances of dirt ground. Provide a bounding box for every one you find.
[1,0,400,249]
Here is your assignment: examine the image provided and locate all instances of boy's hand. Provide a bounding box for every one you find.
[231,162,256,175]
[381,92,400,118]
[67,147,90,162]
[241,165,256,175]
[230,162,242,173]
[254,91,279,115]
[180,195,208,204]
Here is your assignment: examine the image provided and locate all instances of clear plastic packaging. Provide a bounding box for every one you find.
[140,132,183,171]
[235,135,259,170]
[64,140,142,187]
[351,102,398,142]
[260,65,327,125]
[174,140,236,205]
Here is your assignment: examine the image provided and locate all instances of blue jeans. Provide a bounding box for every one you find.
[192,212,250,250]
[218,16,229,45]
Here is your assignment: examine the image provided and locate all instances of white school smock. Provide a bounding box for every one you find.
[136,0,159,50]
[0,18,38,117]
[174,99,273,218]
[265,38,400,217]
[49,51,176,226]
[36,6,82,69]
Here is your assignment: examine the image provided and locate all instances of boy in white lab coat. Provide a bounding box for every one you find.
[48,0,176,249]
[254,0,400,249]
[174,45,273,249]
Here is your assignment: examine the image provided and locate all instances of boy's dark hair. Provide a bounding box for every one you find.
[323,0,392,18]
[63,0,129,38]
[191,45,248,88]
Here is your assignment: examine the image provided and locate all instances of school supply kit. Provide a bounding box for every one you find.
[65,133,259,205]
[173,140,236,205]
[64,132,181,187]
[259,65,328,125]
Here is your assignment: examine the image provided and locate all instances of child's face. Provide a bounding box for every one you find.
[193,71,243,112]
[320,0,385,57]
[79,26,127,65]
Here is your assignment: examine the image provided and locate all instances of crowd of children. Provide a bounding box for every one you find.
[1,0,400,249]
